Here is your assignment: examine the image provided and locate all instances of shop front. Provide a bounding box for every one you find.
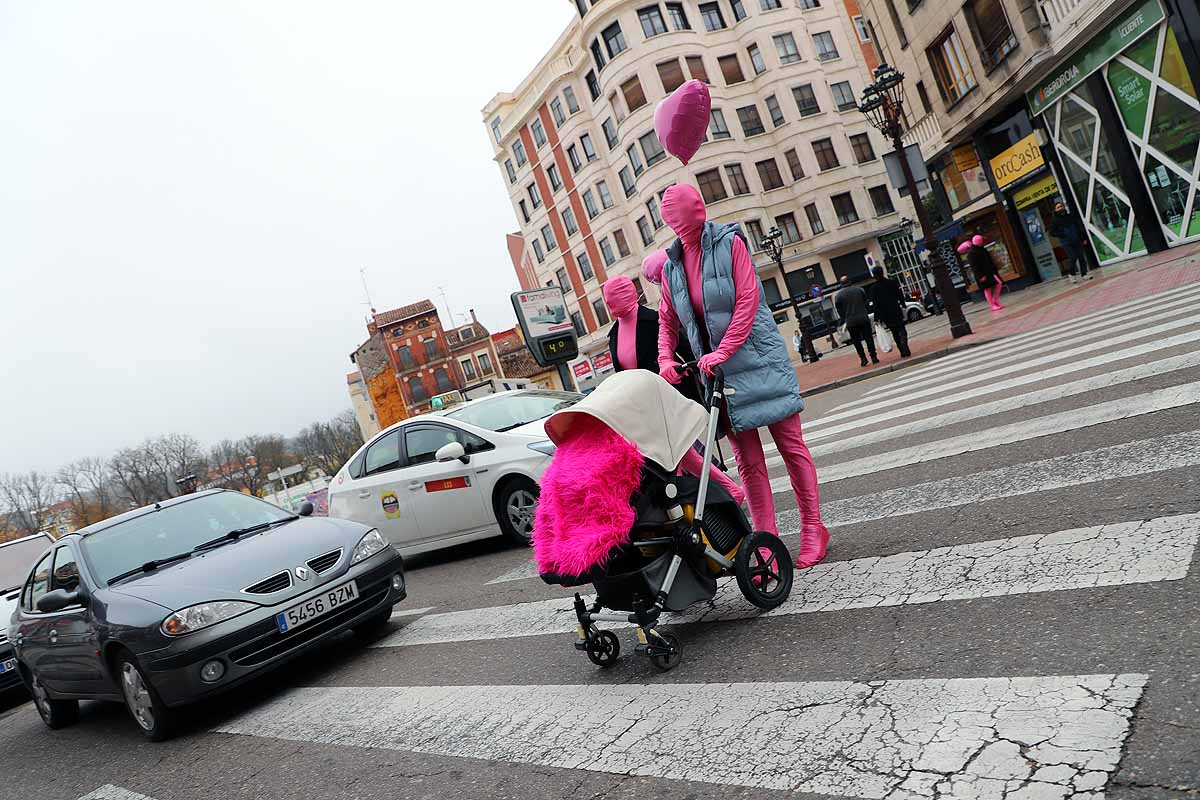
[1027,0,1200,263]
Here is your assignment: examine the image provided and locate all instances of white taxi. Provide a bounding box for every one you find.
[327,390,578,556]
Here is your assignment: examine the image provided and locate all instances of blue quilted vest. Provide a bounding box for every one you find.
[662,221,805,433]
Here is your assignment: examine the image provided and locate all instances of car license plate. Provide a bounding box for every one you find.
[276,581,359,634]
[0,659,14,674]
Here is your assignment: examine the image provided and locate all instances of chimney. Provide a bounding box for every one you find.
[469,308,478,324]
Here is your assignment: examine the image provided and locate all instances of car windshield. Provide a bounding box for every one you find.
[0,536,53,592]
[445,390,581,432]
[81,492,294,585]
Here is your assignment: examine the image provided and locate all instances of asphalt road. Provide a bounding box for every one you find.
[3,285,1199,800]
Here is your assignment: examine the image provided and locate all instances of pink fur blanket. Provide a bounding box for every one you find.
[533,418,644,578]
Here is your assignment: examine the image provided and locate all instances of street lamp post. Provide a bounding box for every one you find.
[762,227,818,361]
[858,64,971,339]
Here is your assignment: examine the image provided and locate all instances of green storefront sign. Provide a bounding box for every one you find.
[1027,0,1166,116]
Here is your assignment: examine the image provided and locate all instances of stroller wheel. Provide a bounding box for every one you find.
[648,632,683,672]
[586,630,621,667]
[735,532,794,610]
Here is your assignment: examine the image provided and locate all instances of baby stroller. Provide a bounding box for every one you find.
[537,365,794,671]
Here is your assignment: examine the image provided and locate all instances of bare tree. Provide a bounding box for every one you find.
[295,410,364,477]
[0,472,58,535]
[57,457,116,527]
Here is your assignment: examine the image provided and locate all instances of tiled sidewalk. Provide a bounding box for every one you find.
[796,241,1200,395]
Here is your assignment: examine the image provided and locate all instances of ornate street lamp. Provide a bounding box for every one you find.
[762,226,820,361]
[858,63,971,338]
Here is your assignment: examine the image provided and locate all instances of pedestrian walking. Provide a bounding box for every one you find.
[865,266,912,358]
[963,236,1005,311]
[799,320,821,363]
[792,329,803,361]
[655,183,829,569]
[835,275,878,367]
[1049,201,1091,283]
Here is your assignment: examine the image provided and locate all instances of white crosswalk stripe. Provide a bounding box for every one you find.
[77,787,158,800]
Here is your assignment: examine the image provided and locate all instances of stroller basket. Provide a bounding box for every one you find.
[594,550,716,613]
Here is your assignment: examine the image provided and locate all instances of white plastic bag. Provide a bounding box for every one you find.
[876,322,894,353]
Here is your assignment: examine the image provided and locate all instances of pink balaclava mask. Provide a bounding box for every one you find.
[642,249,668,285]
[661,184,707,247]
[602,275,639,321]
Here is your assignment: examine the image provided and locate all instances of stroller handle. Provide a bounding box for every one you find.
[675,361,725,409]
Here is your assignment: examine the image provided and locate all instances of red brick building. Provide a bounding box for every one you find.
[446,309,503,389]
[366,300,462,416]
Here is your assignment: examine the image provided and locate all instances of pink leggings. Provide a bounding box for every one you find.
[679,447,745,506]
[984,283,1004,309]
[727,414,823,535]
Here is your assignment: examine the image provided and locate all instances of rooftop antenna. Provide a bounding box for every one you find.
[437,285,456,331]
[360,267,376,317]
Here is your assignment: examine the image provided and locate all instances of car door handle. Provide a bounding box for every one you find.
[14,633,22,645]
[357,490,372,499]
[48,630,58,643]
[407,482,422,491]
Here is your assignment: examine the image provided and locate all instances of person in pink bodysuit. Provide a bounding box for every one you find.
[652,185,829,569]
[602,275,746,506]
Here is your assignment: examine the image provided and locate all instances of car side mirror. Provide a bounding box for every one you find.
[37,589,82,614]
[435,441,469,464]
[297,501,314,517]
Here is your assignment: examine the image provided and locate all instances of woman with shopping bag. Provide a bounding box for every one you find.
[865,266,911,358]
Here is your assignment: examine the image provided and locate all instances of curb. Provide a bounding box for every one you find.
[803,339,993,396]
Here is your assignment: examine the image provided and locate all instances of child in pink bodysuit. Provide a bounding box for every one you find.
[602,275,745,506]
[651,185,829,569]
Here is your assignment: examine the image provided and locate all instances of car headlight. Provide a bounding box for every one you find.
[352,528,389,564]
[527,441,556,456]
[161,601,256,637]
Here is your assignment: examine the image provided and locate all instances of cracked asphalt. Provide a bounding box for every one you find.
[2,299,1199,800]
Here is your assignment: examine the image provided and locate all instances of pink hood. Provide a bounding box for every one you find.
[602,276,639,320]
[642,250,668,285]
[661,184,707,247]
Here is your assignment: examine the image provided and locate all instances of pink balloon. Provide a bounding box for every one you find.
[957,241,973,255]
[971,234,986,246]
[653,80,711,166]
[642,249,668,285]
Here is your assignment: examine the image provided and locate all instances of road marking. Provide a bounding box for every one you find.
[217,674,1147,797]
[812,311,1200,426]
[487,563,543,585]
[78,787,158,800]
[389,513,1199,647]
[772,381,1200,488]
[391,606,436,618]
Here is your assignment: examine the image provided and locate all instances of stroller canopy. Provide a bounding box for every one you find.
[545,369,708,470]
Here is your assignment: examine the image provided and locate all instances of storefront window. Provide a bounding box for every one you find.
[938,145,992,210]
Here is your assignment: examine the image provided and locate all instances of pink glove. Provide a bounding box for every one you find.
[697,353,725,376]
[659,363,683,385]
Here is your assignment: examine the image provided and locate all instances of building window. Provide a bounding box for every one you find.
[853,15,871,42]
[784,148,804,181]
[639,5,668,37]
[563,207,579,236]
[927,27,977,104]
[548,163,564,192]
[423,339,440,361]
[461,358,477,381]
[434,369,452,393]
[745,219,766,249]
[966,0,1017,70]
[798,0,820,6]
[658,58,686,93]
[528,182,542,208]
[916,81,933,114]
[519,199,531,223]
[697,168,729,203]
[765,94,785,127]
[397,346,416,370]
[478,353,493,375]
[600,236,616,265]
[556,267,571,293]
[813,137,840,170]
[532,118,547,148]
[491,118,502,143]
[774,33,801,64]
[869,185,896,216]
[761,0,782,8]
[637,216,654,246]
[621,76,647,112]
[667,2,691,29]
[639,130,667,166]
[832,81,857,111]
[562,144,578,172]
[602,117,619,148]
[805,202,825,234]
[699,2,726,31]
[709,108,732,139]
[813,31,839,61]
[593,298,611,326]
[614,228,631,257]
[532,239,545,263]
[597,180,614,208]
[726,163,751,195]
[571,312,586,336]
[575,0,588,16]
[832,192,859,224]
[586,70,601,101]
[686,55,709,83]
[578,251,595,281]
[718,54,745,85]
[581,134,597,161]
[776,212,802,243]
[647,195,664,228]
[504,159,517,184]
[513,140,527,166]
[627,144,645,176]
[731,0,748,21]
[602,22,627,58]
[748,43,766,75]
[850,133,876,163]
[756,158,785,191]
[408,376,428,403]
[737,105,766,137]
[550,98,566,127]
[620,165,637,197]
[792,84,820,116]
[583,189,600,219]
[564,86,580,113]
[542,224,558,251]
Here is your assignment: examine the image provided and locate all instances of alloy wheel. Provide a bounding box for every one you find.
[121,662,156,731]
[30,673,51,719]
[506,489,537,536]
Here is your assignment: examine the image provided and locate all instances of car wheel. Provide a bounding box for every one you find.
[496,478,539,546]
[23,666,78,730]
[115,652,175,741]
[907,308,923,322]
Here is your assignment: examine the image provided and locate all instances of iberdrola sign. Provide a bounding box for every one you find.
[1027,0,1165,116]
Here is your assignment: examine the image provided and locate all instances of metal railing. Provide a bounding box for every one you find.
[1038,0,1119,54]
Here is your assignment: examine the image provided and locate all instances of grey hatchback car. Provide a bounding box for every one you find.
[9,489,406,740]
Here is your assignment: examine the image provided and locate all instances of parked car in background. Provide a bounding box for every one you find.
[0,533,56,698]
[9,490,406,741]
[328,389,580,555]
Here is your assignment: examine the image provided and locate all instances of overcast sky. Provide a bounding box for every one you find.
[0,1,574,474]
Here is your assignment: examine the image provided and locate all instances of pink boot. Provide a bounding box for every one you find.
[795,524,830,569]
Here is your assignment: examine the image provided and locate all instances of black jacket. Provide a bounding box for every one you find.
[866,277,907,327]
[835,285,872,327]
[608,305,702,405]
[968,246,1000,288]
